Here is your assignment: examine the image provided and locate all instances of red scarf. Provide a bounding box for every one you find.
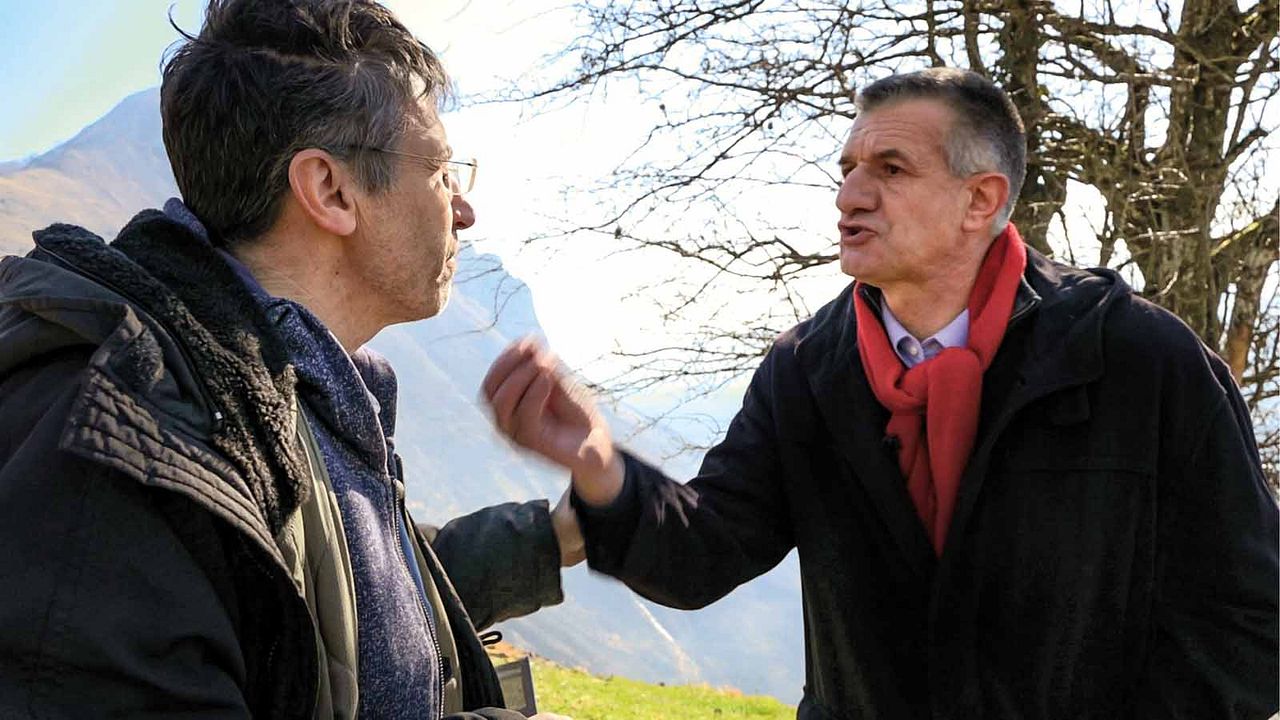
[854,225,1027,555]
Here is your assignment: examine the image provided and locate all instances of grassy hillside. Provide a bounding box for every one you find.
[490,644,795,719]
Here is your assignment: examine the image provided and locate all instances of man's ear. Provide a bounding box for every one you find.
[960,172,1010,235]
[287,149,359,237]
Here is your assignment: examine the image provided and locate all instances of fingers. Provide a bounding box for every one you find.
[513,369,555,445]
[483,338,603,470]
[485,339,567,446]
[545,368,595,426]
[481,337,538,401]
[487,356,544,438]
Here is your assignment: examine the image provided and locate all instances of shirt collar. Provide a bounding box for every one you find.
[880,301,970,368]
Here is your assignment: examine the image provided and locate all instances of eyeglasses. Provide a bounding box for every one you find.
[342,146,477,195]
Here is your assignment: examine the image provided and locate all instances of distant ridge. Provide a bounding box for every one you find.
[0,88,175,255]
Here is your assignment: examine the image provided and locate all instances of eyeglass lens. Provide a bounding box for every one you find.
[449,161,476,194]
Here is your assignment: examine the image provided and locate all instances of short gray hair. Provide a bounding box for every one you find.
[855,68,1026,236]
[161,0,451,246]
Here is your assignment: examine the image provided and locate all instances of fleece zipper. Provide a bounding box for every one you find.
[390,472,446,720]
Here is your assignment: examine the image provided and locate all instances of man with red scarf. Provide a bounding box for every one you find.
[483,68,1278,718]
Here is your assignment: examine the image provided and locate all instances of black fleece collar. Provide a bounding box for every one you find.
[31,210,308,537]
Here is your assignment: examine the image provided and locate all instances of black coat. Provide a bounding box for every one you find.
[575,249,1279,719]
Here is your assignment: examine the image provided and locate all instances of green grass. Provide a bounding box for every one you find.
[530,657,795,720]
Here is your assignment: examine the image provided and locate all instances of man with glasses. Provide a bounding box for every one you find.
[0,1,574,718]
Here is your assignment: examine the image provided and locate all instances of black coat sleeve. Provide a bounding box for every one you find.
[0,356,250,718]
[1131,357,1279,718]
[424,499,564,631]
[573,349,796,610]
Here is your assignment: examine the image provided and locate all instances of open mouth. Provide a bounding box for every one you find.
[839,222,876,245]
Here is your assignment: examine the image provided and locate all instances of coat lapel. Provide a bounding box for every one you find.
[797,284,937,583]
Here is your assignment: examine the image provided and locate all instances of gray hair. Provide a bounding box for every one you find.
[161,0,451,246]
[856,67,1026,236]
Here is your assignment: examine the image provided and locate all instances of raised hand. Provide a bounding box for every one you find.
[481,339,624,507]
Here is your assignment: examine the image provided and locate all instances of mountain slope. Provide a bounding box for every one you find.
[0,88,176,254]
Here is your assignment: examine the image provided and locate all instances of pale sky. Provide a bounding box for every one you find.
[0,1,550,160]
[0,1,204,160]
[0,0,1182,415]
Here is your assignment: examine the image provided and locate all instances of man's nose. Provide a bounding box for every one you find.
[452,194,475,231]
[835,168,875,215]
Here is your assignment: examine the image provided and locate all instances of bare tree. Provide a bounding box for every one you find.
[507,0,1280,475]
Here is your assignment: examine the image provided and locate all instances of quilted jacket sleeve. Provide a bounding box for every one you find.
[424,499,564,631]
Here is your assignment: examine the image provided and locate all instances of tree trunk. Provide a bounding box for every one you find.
[1126,0,1239,347]
[994,0,1059,256]
[1224,205,1280,380]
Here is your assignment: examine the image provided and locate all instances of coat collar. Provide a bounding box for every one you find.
[27,210,310,539]
[795,281,937,579]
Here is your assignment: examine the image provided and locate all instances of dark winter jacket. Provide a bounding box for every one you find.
[0,211,563,719]
[575,249,1279,719]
